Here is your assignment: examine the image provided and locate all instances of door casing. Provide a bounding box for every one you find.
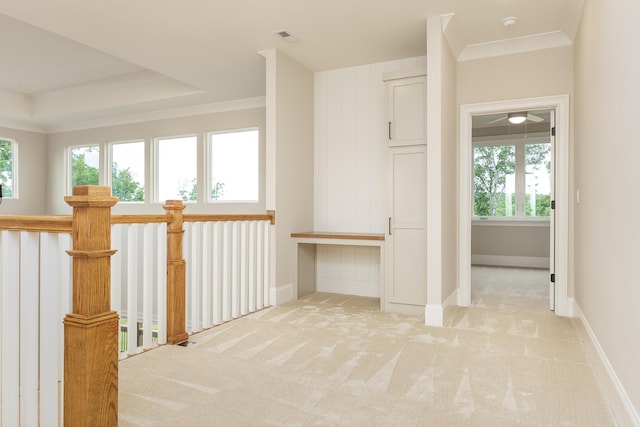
[458,95,570,316]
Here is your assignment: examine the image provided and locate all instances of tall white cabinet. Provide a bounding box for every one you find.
[384,69,427,316]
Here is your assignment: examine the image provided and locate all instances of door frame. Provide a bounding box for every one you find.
[458,95,570,316]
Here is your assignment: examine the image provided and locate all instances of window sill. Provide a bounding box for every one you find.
[472,218,550,227]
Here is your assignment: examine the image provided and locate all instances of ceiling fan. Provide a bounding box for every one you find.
[488,111,544,125]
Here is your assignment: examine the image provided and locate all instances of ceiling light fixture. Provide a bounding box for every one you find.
[508,111,527,124]
[274,30,299,43]
[502,16,518,27]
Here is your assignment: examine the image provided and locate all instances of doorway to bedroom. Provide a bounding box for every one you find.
[459,95,570,316]
[470,108,553,310]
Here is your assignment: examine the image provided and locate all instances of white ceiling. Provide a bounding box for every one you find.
[0,0,585,132]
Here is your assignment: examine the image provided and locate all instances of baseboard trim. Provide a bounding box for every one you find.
[271,282,294,305]
[471,254,549,269]
[425,304,443,327]
[567,297,576,318]
[574,302,640,426]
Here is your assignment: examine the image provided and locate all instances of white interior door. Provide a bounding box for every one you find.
[549,109,556,311]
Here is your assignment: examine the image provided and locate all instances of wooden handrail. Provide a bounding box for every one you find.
[0,215,72,233]
[184,210,275,225]
[0,210,275,233]
[110,214,170,224]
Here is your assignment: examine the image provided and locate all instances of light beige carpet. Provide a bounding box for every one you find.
[119,267,615,426]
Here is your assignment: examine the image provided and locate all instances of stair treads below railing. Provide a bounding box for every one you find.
[184,220,271,333]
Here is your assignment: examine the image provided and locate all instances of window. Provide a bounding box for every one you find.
[70,145,100,188]
[156,135,197,202]
[111,141,145,202]
[208,128,259,202]
[0,138,16,198]
[473,139,551,218]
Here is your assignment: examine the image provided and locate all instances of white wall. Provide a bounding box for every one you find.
[472,224,550,268]
[314,56,426,297]
[265,49,314,301]
[425,14,458,325]
[574,0,640,422]
[458,47,574,105]
[440,23,459,308]
[0,127,48,215]
[45,108,266,215]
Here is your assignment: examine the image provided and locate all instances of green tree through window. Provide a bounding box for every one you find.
[473,141,551,218]
[71,146,99,186]
[0,139,14,198]
[473,145,515,217]
[112,162,144,201]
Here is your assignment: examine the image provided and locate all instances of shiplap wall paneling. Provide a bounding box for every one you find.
[314,56,425,297]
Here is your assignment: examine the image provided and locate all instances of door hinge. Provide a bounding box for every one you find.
[551,200,556,209]
[551,126,556,137]
[550,273,555,283]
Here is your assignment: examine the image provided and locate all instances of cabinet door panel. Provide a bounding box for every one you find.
[388,76,425,146]
[392,150,426,225]
[386,145,427,305]
[390,228,426,304]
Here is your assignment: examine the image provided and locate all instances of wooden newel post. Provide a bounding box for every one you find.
[63,186,119,426]
[164,200,188,344]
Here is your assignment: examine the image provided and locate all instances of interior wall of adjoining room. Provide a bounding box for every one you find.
[313,56,426,297]
[574,0,640,420]
[471,224,550,268]
[0,126,48,215]
[45,107,266,215]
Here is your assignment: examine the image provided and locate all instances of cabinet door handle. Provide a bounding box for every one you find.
[388,217,392,235]
[388,122,392,140]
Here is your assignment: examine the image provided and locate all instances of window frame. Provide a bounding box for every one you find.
[0,137,18,199]
[472,135,551,223]
[205,127,260,204]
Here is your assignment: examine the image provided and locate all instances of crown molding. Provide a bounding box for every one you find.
[44,96,266,134]
[458,31,572,62]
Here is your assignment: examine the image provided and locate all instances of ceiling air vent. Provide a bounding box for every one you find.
[274,30,298,43]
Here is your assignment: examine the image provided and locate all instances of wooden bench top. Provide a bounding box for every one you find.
[291,231,385,241]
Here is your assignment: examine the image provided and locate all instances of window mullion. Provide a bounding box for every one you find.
[515,142,525,217]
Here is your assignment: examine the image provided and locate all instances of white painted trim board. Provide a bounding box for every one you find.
[573,302,640,427]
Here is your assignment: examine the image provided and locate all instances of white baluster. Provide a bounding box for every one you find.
[142,223,154,349]
[39,233,61,424]
[127,224,140,355]
[1,231,19,426]
[212,222,223,324]
[20,232,39,426]
[156,223,167,345]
